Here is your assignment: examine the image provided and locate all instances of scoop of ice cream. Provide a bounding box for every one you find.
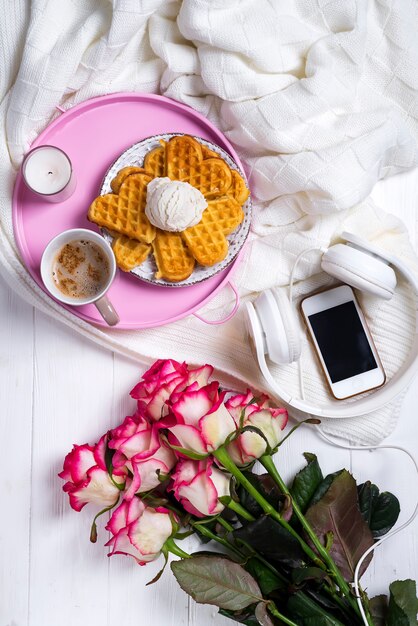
[145,177,208,232]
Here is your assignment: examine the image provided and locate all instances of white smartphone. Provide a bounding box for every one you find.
[300,285,385,400]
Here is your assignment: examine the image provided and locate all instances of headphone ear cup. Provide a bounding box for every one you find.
[244,301,266,358]
[270,288,301,363]
[322,244,397,300]
[253,289,301,364]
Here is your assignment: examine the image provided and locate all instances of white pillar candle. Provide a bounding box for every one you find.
[22,145,76,202]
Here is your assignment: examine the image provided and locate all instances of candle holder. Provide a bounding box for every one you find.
[22,145,77,203]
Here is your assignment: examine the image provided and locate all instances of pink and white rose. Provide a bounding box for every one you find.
[225,390,288,466]
[59,435,125,511]
[166,382,237,456]
[109,412,176,499]
[130,359,213,421]
[105,497,175,565]
[170,458,230,518]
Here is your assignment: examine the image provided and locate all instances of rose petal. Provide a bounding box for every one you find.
[238,430,267,462]
[171,382,219,426]
[105,528,150,565]
[170,459,203,496]
[69,466,120,509]
[168,424,208,456]
[94,435,108,471]
[129,508,173,557]
[248,408,287,448]
[106,497,145,535]
[185,364,214,389]
[199,402,236,452]
[59,445,96,483]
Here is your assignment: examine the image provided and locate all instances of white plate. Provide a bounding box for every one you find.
[100,133,252,288]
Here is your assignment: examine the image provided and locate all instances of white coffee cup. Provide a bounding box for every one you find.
[40,228,120,326]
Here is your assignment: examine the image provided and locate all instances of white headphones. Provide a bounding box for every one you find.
[245,232,418,419]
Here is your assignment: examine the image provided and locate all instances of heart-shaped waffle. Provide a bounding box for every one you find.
[166,135,232,197]
[228,170,250,205]
[152,230,195,282]
[143,142,166,178]
[95,134,251,285]
[110,166,145,193]
[112,235,151,271]
[88,172,156,243]
[181,196,243,267]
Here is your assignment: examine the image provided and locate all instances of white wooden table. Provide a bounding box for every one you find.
[2,170,418,626]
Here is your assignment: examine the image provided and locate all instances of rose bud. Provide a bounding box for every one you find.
[59,434,125,512]
[225,390,288,466]
[109,412,176,499]
[105,497,175,565]
[130,359,213,421]
[170,458,230,518]
[166,382,236,456]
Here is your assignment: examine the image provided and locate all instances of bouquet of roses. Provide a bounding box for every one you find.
[60,359,417,626]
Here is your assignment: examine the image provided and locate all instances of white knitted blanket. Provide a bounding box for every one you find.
[1,0,418,444]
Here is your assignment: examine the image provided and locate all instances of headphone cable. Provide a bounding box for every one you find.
[316,430,418,626]
[285,243,417,625]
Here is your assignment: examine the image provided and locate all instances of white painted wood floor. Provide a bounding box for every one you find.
[2,169,418,626]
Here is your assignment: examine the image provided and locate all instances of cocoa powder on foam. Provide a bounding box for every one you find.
[52,240,109,299]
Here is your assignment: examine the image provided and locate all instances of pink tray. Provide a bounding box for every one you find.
[12,93,245,329]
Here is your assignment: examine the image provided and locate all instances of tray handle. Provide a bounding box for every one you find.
[193,281,240,325]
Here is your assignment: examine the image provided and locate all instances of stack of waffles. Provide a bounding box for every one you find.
[88,135,250,282]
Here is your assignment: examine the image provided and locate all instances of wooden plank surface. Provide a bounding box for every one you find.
[0,286,33,626]
[1,168,418,625]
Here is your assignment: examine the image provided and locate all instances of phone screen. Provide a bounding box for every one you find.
[308,301,378,383]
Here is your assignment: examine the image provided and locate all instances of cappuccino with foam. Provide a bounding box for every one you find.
[52,239,110,299]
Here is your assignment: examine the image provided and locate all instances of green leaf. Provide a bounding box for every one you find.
[156,469,170,483]
[171,556,263,611]
[146,550,168,586]
[237,472,291,521]
[89,500,119,543]
[368,594,388,626]
[219,608,260,625]
[309,471,343,507]
[237,473,280,519]
[233,515,304,568]
[104,444,115,476]
[104,443,125,490]
[256,474,283,508]
[245,557,285,595]
[357,481,379,525]
[305,470,374,581]
[370,491,400,538]
[89,520,98,543]
[358,482,400,539]
[387,579,418,626]
[287,591,346,626]
[290,453,324,514]
[255,602,274,626]
[304,589,351,615]
[291,567,328,586]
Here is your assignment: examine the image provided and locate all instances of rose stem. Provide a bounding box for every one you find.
[200,513,356,622]
[259,454,369,624]
[89,500,119,543]
[217,517,234,532]
[191,522,243,558]
[267,603,299,626]
[216,516,290,583]
[226,499,255,521]
[165,537,191,559]
[213,447,324,568]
